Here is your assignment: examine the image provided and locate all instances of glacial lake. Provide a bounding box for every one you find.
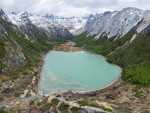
[39,51,122,94]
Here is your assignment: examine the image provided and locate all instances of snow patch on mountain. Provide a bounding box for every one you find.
[8,12,32,26]
[44,14,89,35]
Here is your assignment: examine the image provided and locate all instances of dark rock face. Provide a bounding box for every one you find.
[0,9,5,17]
[0,24,4,32]
[16,57,26,66]
[2,88,14,94]
[1,68,9,75]
[0,9,9,21]
[7,48,26,67]
[103,11,111,16]
[85,92,97,96]
[105,94,115,100]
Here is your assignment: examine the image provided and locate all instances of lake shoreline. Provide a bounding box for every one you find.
[38,41,123,95]
[30,45,150,113]
[2,41,149,113]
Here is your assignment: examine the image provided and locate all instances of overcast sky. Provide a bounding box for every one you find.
[0,0,150,17]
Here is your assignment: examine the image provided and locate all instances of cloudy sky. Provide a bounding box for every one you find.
[0,0,150,17]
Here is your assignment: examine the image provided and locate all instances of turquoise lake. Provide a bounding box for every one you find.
[39,51,122,94]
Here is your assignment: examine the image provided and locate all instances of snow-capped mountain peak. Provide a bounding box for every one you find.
[8,12,89,36]
[8,11,73,38]
[43,14,89,35]
[8,11,32,25]
[20,11,32,17]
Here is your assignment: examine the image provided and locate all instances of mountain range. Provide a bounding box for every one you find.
[4,7,150,39]
[8,12,88,36]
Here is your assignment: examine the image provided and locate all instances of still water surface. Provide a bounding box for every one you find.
[39,51,122,94]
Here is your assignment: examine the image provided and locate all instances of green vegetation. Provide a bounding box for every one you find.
[0,39,6,59]
[73,29,135,56]
[108,34,150,86]
[70,107,82,113]
[37,98,60,112]
[78,100,89,106]
[0,64,7,73]
[0,109,8,113]
[0,96,4,102]
[41,103,50,111]
[132,86,143,98]
[29,99,35,106]
[73,29,150,86]
[58,102,69,113]
[50,98,59,106]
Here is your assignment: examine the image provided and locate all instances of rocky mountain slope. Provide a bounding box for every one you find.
[73,7,150,86]
[0,9,73,72]
[0,9,72,105]
[83,7,150,39]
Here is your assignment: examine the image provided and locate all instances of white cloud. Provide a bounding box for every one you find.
[0,0,150,17]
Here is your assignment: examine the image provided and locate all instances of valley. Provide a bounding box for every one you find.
[1,41,149,113]
[0,7,150,113]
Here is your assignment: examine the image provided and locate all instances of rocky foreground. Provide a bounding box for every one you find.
[1,78,150,113]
